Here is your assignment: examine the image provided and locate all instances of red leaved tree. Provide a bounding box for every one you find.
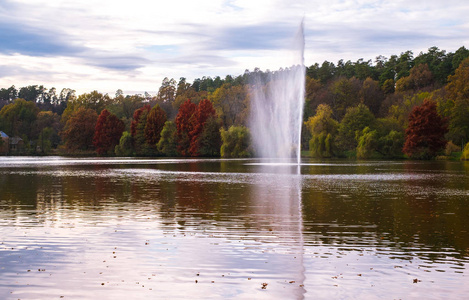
[93,109,125,155]
[144,104,167,151]
[175,99,196,156]
[189,99,217,156]
[403,99,447,159]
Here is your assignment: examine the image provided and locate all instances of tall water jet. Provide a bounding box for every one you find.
[249,22,305,164]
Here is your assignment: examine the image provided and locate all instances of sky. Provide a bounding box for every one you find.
[0,0,468,96]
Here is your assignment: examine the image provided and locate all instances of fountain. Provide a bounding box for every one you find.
[249,21,305,164]
[249,21,307,291]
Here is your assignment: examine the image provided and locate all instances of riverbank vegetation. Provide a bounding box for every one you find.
[1,46,469,160]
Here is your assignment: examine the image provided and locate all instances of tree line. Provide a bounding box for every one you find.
[1,46,469,159]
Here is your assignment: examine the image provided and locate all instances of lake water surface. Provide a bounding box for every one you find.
[0,157,468,299]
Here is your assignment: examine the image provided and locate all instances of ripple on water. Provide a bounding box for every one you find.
[1,158,468,299]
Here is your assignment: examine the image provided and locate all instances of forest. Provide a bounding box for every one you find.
[1,46,469,160]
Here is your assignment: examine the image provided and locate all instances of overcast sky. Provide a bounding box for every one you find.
[0,0,468,95]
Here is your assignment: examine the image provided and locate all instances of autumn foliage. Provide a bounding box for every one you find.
[189,99,217,156]
[403,100,447,159]
[175,99,196,156]
[2,45,468,158]
[62,107,98,151]
[130,105,150,155]
[131,105,150,137]
[174,99,220,156]
[93,109,125,155]
[144,104,167,150]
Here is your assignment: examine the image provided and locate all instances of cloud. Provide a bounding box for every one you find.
[0,22,85,56]
[81,53,150,71]
[210,22,299,51]
[0,0,468,94]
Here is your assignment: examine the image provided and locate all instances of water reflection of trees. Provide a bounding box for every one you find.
[301,178,469,262]
[2,161,468,265]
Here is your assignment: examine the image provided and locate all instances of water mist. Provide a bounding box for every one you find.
[249,22,305,164]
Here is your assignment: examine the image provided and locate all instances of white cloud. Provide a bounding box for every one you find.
[0,0,468,94]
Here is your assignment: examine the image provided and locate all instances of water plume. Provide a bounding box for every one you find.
[249,21,305,164]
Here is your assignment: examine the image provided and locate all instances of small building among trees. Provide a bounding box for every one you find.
[9,136,24,154]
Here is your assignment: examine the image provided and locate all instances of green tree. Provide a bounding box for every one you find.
[309,132,334,158]
[157,77,177,103]
[0,85,17,103]
[378,130,405,158]
[197,116,222,157]
[144,104,167,153]
[37,127,53,154]
[446,57,469,146]
[361,77,384,116]
[452,46,469,71]
[305,104,338,157]
[115,131,134,156]
[77,90,110,113]
[336,103,376,152]
[210,84,249,127]
[157,121,178,157]
[356,127,378,159]
[18,85,45,102]
[388,92,430,128]
[318,61,336,83]
[414,47,451,85]
[330,77,362,120]
[0,98,39,138]
[61,91,110,125]
[303,76,325,121]
[374,118,405,158]
[382,79,395,94]
[153,77,177,119]
[131,105,151,156]
[220,126,253,158]
[395,64,433,93]
[461,142,469,160]
[33,111,61,148]
[106,94,144,130]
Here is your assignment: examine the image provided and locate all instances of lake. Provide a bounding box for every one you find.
[0,157,468,299]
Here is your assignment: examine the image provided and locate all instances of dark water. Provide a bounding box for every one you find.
[0,157,468,299]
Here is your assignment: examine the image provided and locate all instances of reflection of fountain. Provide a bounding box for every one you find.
[248,20,306,296]
[251,165,305,298]
[249,21,305,164]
